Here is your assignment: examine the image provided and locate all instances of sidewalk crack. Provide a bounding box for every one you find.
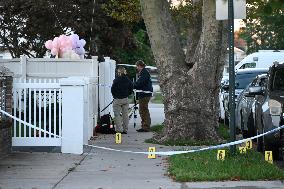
[51,151,90,189]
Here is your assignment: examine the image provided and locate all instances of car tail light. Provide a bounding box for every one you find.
[268,99,282,115]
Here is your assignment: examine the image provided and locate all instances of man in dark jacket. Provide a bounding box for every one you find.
[134,60,153,132]
[111,66,133,134]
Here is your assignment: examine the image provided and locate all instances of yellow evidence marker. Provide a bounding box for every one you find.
[115,133,122,144]
[217,150,225,161]
[246,140,252,149]
[239,146,247,154]
[148,147,156,159]
[265,151,273,164]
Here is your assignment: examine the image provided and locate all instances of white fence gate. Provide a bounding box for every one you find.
[12,79,62,146]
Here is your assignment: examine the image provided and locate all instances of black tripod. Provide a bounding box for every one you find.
[128,91,138,128]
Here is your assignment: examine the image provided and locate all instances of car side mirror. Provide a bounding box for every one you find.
[247,86,264,96]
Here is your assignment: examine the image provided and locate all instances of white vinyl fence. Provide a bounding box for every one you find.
[0,56,116,154]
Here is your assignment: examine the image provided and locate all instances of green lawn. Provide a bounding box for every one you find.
[217,123,230,141]
[151,92,163,104]
[150,124,164,133]
[169,149,284,181]
[147,124,284,181]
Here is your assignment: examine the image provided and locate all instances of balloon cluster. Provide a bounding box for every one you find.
[45,34,86,59]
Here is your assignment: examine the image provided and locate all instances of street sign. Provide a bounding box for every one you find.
[216,0,246,20]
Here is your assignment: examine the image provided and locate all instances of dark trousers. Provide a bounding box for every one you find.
[138,97,151,130]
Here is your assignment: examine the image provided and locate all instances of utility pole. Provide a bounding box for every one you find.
[228,0,236,154]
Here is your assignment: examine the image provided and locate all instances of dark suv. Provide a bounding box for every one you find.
[246,62,284,159]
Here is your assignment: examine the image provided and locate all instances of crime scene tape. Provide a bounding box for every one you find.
[0,109,60,138]
[1,108,283,156]
[87,125,284,155]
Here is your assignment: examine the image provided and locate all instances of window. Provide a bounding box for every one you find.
[235,71,267,89]
[240,62,256,69]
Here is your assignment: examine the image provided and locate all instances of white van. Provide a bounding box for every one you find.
[235,50,284,70]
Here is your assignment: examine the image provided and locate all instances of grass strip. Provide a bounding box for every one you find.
[169,149,284,181]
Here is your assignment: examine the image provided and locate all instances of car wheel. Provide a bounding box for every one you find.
[261,128,281,160]
[279,132,284,161]
[263,142,280,161]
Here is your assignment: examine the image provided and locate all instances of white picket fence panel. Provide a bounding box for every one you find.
[12,79,62,146]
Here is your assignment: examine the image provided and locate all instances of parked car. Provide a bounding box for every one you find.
[245,62,284,159]
[235,74,268,138]
[222,68,269,124]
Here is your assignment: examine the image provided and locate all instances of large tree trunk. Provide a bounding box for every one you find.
[140,0,227,141]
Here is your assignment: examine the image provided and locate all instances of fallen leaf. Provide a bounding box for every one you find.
[230,176,241,181]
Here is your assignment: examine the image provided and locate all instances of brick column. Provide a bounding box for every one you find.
[0,68,13,157]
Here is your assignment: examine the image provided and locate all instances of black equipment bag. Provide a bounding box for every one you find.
[95,113,116,134]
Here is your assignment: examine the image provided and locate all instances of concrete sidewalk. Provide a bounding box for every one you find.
[0,104,284,189]
[0,152,84,189]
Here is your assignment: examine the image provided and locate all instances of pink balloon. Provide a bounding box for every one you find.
[65,39,73,47]
[58,35,66,42]
[45,40,53,49]
[52,37,59,48]
[51,48,58,55]
[60,39,67,47]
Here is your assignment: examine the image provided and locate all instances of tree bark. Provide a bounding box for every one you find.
[185,0,202,67]
[140,0,227,141]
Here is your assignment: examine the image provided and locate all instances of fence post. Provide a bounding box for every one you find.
[91,56,98,78]
[60,77,85,154]
[20,55,27,81]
